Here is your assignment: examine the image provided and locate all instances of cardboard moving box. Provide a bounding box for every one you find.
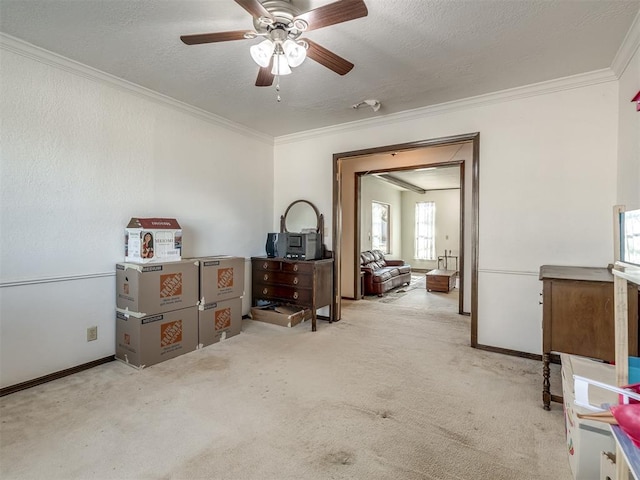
[250,305,311,328]
[116,306,198,368]
[198,297,242,347]
[116,260,198,315]
[125,218,182,263]
[193,256,245,304]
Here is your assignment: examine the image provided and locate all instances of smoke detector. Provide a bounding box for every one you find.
[352,99,381,112]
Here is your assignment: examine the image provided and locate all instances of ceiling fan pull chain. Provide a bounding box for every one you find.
[275,75,281,102]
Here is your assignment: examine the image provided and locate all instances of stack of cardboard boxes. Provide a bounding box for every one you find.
[114,218,244,368]
[115,259,200,368]
[194,256,244,347]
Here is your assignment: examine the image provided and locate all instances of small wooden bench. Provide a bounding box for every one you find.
[426,269,457,293]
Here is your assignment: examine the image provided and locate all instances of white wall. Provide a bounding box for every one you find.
[0,49,274,388]
[616,43,640,210]
[274,79,620,355]
[360,176,402,257]
[401,189,461,271]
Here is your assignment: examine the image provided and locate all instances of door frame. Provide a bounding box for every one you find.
[356,160,465,314]
[332,132,480,347]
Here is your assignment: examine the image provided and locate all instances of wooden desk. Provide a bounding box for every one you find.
[426,269,457,293]
[251,257,333,332]
[539,265,638,410]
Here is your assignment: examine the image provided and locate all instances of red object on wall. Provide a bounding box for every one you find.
[633,91,640,112]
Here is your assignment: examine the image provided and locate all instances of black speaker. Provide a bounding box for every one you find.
[265,233,279,257]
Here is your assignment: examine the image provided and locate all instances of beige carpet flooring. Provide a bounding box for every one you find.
[0,288,571,480]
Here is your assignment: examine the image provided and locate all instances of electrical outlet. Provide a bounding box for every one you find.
[87,326,98,342]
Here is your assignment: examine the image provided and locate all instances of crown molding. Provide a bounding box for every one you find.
[274,68,617,145]
[0,33,274,145]
[611,9,640,78]
[1,30,625,148]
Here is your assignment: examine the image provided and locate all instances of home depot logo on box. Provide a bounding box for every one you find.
[215,307,232,331]
[217,267,234,289]
[160,273,182,298]
[160,320,182,347]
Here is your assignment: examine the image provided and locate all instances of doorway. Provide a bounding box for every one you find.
[332,133,480,347]
[358,162,463,312]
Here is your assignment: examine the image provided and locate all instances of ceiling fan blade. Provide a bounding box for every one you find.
[234,0,274,20]
[256,63,274,87]
[295,0,368,32]
[180,31,253,45]
[303,39,354,75]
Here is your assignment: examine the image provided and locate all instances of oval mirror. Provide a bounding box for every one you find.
[281,200,320,233]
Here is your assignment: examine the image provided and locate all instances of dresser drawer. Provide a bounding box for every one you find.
[255,270,311,287]
[253,259,282,272]
[282,262,313,274]
[253,284,313,304]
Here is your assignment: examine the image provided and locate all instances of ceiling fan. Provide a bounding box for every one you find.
[180,0,368,87]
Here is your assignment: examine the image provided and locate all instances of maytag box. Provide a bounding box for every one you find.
[116,260,199,315]
[125,217,182,263]
[198,297,242,347]
[115,306,198,368]
[193,256,245,304]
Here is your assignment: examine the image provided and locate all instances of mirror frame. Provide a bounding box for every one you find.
[280,199,324,241]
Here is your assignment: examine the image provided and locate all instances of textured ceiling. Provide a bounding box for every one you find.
[365,144,467,191]
[1,0,638,137]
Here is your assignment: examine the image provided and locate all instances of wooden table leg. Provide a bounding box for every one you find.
[543,352,551,410]
[312,308,317,332]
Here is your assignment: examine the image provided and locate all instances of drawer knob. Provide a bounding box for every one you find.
[293,277,298,285]
[293,265,298,272]
[264,274,269,281]
[263,262,268,269]
[263,288,268,295]
[293,292,299,300]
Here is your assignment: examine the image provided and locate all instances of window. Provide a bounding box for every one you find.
[415,201,436,260]
[621,208,640,266]
[371,201,390,253]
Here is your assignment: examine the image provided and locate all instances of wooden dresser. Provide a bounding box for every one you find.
[540,265,639,410]
[251,257,334,332]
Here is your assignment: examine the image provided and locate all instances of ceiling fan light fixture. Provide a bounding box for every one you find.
[271,53,292,75]
[180,0,369,91]
[250,39,275,68]
[282,39,306,67]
